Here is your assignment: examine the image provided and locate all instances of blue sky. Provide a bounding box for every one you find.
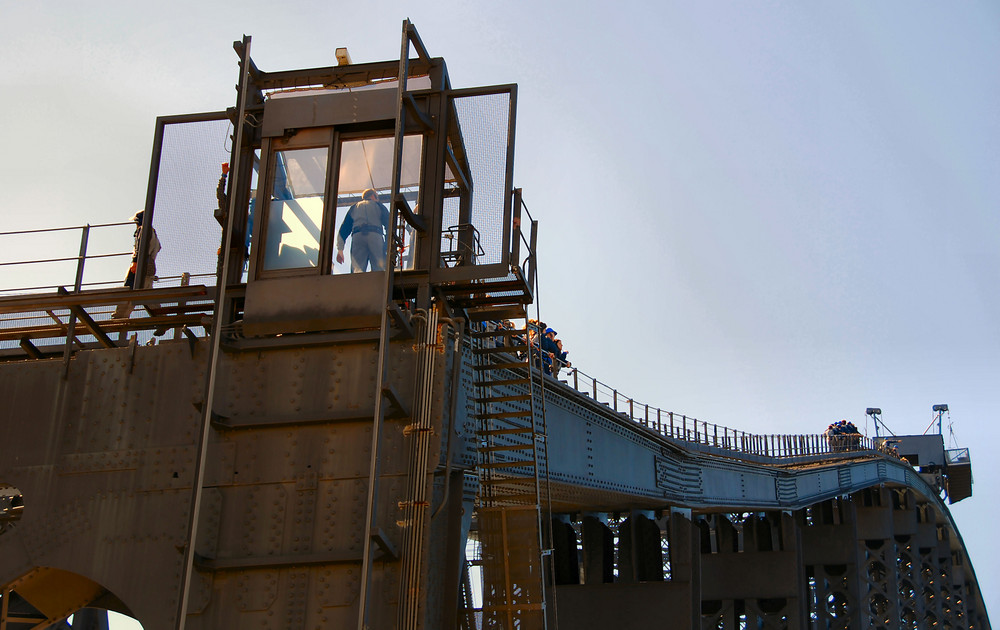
[2,0,998,622]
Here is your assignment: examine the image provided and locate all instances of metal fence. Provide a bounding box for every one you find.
[468,337,893,463]
[0,223,135,296]
[552,361,886,460]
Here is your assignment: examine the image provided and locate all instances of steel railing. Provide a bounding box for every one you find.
[0,222,135,296]
[477,335,899,463]
[555,359,893,460]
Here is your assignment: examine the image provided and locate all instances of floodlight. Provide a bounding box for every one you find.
[933,404,949,413]
[866,408,881,416]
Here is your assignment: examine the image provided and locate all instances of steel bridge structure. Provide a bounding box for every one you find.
[0,22,990,630]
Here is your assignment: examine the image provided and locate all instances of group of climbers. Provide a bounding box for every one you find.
[824,419,862,451]
[486,318,571,377]
[822,420,909,464]
[526,319,570,376]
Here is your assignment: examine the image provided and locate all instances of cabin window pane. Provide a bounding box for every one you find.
[262,147,327,271]
[332,135,423,274]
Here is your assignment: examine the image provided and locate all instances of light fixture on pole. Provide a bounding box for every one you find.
[866,407,887,437]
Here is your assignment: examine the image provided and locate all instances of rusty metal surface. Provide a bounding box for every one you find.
[0,333,465,630]
[0,332,992,629]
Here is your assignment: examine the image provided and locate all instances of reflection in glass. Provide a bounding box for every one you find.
[262,147,327,271]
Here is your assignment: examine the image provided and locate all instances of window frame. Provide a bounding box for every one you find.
[254,127,335,279]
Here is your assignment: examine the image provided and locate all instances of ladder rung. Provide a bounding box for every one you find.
[475,410,532,420]
[473,361,528,371]
[475,377,531,388]
[479,460,536,470]
[474,394,532,403]
[479,443,535,453]
[477,427,534,437]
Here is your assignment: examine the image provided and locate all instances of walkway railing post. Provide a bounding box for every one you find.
[62,224,91,374]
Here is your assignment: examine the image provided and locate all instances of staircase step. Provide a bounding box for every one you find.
[484,493,541,505]
[465,304,527,322]
[473,361,528,371]
[474,393,532,404]
[475,410,533,420]
[470,328,526,339]
[475,377,532,388]
[472,344,529,355]
[479,460,536,470]
[477,427,535,437]
[480,483,540,492]
[479,443,535,453]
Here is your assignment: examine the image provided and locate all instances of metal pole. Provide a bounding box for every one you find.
[174,35,252,630]
[62,225,90,375]
[358,20,411,630]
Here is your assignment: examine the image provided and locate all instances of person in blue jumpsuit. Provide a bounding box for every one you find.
[335,189,390,272]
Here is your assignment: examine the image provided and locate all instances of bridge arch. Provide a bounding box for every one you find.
[1,566,137,628]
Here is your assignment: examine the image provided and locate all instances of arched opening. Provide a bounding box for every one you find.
[1,567,138,629]
[67,609,145,629]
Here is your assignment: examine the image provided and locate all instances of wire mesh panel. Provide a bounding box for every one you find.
[149,116,232,288]
[444,90,514,268]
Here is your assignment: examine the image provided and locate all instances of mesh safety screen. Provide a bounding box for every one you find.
[150,118,231,288]
[451,92,512,267]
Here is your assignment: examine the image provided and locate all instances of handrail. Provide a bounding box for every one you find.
[476,335,902,463]
[0,221,132,237]
[0,251,132,267]
[0,222,139,298]
[555,360,892,460]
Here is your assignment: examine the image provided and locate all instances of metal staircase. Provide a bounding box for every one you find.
[468,308,552,629]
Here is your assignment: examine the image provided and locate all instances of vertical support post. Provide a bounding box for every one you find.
[511,187,522,268]
[359,19,413,630]
[62,225,90,375]
[174,35,253,630]
[174,272,190,340]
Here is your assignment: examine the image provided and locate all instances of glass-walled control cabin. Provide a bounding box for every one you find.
[232,56,525,336]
